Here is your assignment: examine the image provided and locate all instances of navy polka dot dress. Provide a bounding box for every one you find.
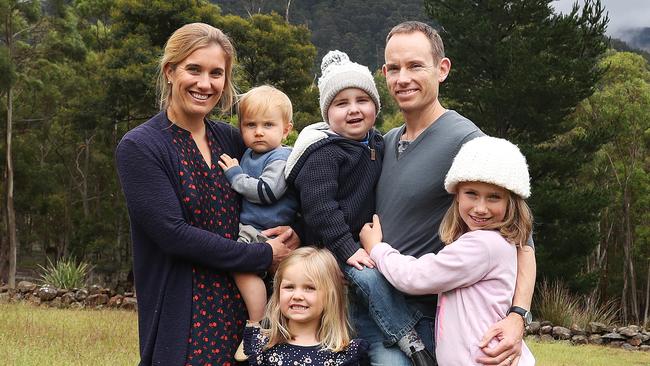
[170,123,246,366]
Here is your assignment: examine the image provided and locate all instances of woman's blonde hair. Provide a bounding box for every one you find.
[263,247,352,352]
[439,185,533,247]
[156,22,237,112]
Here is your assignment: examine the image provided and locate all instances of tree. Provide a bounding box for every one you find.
[0,0,43,287]
[424,0,610,288]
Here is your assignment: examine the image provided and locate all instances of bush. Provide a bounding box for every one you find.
[534,279,619,328]
[38,257,92,289]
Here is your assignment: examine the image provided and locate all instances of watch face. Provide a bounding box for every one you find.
[525,312,533,324]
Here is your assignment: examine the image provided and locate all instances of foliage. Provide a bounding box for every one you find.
[37,256,91,289]
[534,279,619,328]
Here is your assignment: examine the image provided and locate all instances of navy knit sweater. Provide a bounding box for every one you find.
[286,127,384,263]
[115,111,272,366]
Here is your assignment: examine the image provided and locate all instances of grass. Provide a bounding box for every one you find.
[1,302,649,365]
[0,303,139,365]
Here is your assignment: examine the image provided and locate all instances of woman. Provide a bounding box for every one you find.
[116,23,296,365]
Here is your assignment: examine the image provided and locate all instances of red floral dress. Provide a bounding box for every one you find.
[171,123,246,366]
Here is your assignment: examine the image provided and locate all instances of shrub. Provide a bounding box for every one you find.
[534,279,619,328]
[38,257,92,289]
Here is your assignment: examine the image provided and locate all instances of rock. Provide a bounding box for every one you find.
[124,291,134,297]
[609,340,624,348]
[622,343,637,351]
[602,332,626,341]
[74,289,88,302]
[640,345,650,352]
[587,321,609,334]
[17,281,37,293]
[37,285,58,301]
[61,292,76,306]
[88,284,103,296]
[540,325,553,335]
[540,334,554,342]
[619,326,640,338]
[628,336,643,347]
[528,321,541,335]
[570,323,586,336]
[540,320,553,327]
[108,295,124,308]
[120,297,137,311]
[571,335,588,344]
[588,334,603,344]
[70,301,84,309]
[553,326,572,340]
[50,297,62,308]
[85,293,109,307]
[0,284,9,293]
[56,288,69,297]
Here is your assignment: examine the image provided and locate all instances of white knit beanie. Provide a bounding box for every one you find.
[318,50,381,123]
[444,136,531,198]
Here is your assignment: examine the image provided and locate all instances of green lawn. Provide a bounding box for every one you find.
[1,302,649,365]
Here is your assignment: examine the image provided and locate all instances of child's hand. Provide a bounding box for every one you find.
[360,214,383,254]
[218,153,239,171]
[346,248,376,270]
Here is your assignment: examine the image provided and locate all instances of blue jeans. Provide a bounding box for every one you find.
[344,266,422,344]
[350,292,436,366]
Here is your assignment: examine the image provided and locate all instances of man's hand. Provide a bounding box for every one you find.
[218,153,239,171]
[360,214,383,254]
[262,226,301,250]
[476,313,524,365]
[346,248,376,270]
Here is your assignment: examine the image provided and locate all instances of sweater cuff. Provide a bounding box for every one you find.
[332,238,360,263]
[224,165,243,183]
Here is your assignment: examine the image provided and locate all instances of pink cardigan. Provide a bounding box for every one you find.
[370,230,535,366]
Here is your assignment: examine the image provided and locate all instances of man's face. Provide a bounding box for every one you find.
[383,31,449,115]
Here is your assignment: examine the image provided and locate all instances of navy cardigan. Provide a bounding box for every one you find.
[116,111,272,365]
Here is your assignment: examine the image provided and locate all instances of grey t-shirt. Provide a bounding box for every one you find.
[376,110,484,259]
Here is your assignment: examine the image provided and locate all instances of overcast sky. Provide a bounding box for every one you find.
[551,0,650,38]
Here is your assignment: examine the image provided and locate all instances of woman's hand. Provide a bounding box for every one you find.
[217,153,239,171]
[360,214,383,254]
[346,248,376,270]
[266,228,295,270]
[262,226,301,250]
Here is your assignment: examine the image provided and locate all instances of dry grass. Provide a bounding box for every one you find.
[527,337,650,365]
[0,302,139,365]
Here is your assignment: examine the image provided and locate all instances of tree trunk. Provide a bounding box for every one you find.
[285,0,292,22]
[622,182,639,322]
[644,260,649,325]
[5,86,17,288]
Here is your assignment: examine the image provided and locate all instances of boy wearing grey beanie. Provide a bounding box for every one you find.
[285,50,434,366]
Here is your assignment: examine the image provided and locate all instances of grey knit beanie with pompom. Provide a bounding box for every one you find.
[318,50,381,123]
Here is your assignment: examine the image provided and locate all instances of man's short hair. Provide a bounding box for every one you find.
[386,21,445,63]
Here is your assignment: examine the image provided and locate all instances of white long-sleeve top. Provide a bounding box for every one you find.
[370,230,535,366]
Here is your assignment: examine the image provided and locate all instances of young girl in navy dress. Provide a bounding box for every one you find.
[243,247,369,365]
[361,136,536,366]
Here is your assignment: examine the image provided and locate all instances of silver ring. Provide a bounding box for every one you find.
[506,356,513,364]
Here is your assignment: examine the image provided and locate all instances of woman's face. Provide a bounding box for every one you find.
[165,44,227,123]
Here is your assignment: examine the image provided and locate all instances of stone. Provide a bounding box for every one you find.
[17,281,37,293]
[85,293,109,307]
[621,343,637,351]
[56,288,69,297]
[570,323,586,336]
[540,320,553,327]
[588,334,603,344]
[37,285,58,301]
[602,332,626,341]
[0,284,9,293]
[553,326,572,340]
[88,285,103,296]
[124,292,134,297]
[108,295,124,308]
[120,297,137,311]
[609,340,624,348]
[540,325,553,335]
[74,289,88,301]
[61,292,76,306]
[628,336,643,347]
[70,301,84,309]
[528,321,541,335]
[587,321,609,334]
[540,334,554,342]
[571,335,588,344]
[640,345,650,352]
[619,326,640,338]
[50,297,62,308]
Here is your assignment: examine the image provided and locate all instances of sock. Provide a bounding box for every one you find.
[397,329,426,356]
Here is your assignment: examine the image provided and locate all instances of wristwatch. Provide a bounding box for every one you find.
[508,306,532,326]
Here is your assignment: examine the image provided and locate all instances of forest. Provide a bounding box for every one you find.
[0,0,648,325]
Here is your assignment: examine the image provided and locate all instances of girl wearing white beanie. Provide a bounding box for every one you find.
[361,136,536,366]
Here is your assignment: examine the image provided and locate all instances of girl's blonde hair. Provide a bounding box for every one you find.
[439,186,533,247]
[263,247,352,352]
[156,22,237,112]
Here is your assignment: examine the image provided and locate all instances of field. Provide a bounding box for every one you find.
[1,302,650,365]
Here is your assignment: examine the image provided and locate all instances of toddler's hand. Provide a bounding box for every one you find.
[346,248,376,270]
[218,153,239,171]
[360,214,383,254]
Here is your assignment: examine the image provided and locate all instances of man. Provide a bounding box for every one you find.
[352,21,536,366]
